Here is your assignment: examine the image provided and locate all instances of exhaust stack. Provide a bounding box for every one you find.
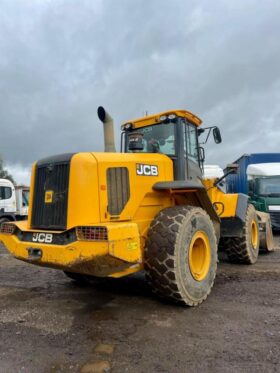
[97,106,116,152]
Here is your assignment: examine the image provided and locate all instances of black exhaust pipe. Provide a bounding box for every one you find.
[97,106,116,152]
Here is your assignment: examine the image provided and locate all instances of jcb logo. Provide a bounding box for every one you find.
[45,190,54,203]
[32,233,53,244]
[136,164,158,176]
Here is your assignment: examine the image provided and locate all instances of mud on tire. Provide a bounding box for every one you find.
[144,206,217,306]
[224,204,259,264]
[0,217,10,227]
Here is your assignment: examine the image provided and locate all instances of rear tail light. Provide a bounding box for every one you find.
[76,226,108,241]
[0,223,16,235]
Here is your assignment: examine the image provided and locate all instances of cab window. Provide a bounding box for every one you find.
[126,122,175,156]
[0,186,12,200]
[22,190,30,206]
[184,123,199,163]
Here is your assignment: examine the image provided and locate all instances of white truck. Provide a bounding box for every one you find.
[203,164,226,192]
[0,178,29,224]
[203,164,224,179]
[247,163,280,230]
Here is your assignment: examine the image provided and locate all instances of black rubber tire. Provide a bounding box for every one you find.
[0,217,10,227]
[224,204,259,264]
[218,237,227,252]
[144,206,218,306]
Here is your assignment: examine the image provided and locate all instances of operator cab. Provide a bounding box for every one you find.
[121,110,221,181]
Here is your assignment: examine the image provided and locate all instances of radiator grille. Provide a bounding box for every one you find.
[31,159,71,230]
[107,167,130,215]
[76,226,108,241]
[270,212,280,229]
[0,222,16,234]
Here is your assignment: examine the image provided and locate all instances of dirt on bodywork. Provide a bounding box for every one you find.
[0,236,280,373]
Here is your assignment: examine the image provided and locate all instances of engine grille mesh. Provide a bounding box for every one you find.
[31,161,70,230]
[0,223,16,234]
[76,226,108,241]
[107,167,130,215]
[270,211,280,228]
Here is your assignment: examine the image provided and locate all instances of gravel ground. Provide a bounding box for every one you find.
[0,235,279,373]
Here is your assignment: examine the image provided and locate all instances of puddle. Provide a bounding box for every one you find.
[94,344,114,355]
[0,287,17,297]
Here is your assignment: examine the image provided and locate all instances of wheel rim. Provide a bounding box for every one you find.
[251,220,258,249]
[189,231,211,281]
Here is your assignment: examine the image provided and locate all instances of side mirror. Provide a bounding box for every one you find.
[213,127,222,144]
[128,132,144,151]
[197,128,205,137]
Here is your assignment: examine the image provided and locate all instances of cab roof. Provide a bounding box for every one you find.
[122,109,202,129]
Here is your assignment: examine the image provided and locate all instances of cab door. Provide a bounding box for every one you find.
[184,121,202,181]
[0,181,16,213]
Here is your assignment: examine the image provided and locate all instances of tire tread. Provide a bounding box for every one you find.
[144,206,217,306]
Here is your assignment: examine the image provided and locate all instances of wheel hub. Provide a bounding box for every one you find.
[189,231,211,281]
[251,220,258,249]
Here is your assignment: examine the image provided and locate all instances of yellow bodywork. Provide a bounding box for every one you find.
[203,178,239,218]
[0,109,242,279]
[123,109,202,129]
[188,230,211,281]
[0,152,174,278]
[0,220,143,278]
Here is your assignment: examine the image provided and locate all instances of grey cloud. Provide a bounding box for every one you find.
[0,0,280,181]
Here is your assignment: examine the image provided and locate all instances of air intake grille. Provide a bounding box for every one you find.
[107,167,130,215]
[0,223,16,234]
[76,226,108,241]
[270,212,280,229]
[31,156,72,230]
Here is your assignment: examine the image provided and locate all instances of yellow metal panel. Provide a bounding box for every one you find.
[67,153,100,229]
[1,151,176,278]
[0,228,143,277]
[0,221,142,263]
[8,220,65,233]
[123,109,202,129]
[0,221,144,278]
[27,162,36,229]
[133,197,173,241]
[0,233,108,266]
[93,152,173,223]
[107,222,141,262]
[203,179,239,218]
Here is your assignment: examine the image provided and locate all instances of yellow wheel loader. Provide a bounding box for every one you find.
[0,107,269,306]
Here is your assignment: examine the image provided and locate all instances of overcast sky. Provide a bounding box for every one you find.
[1,0,280,184]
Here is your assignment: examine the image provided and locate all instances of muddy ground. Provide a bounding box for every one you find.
[0,236,279,373]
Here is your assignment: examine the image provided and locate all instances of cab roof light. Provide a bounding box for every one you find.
[159,115,167,121]
[122,123,134,131]
[159,114,177,122]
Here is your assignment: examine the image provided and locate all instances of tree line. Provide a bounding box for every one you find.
[0,157,15,184]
